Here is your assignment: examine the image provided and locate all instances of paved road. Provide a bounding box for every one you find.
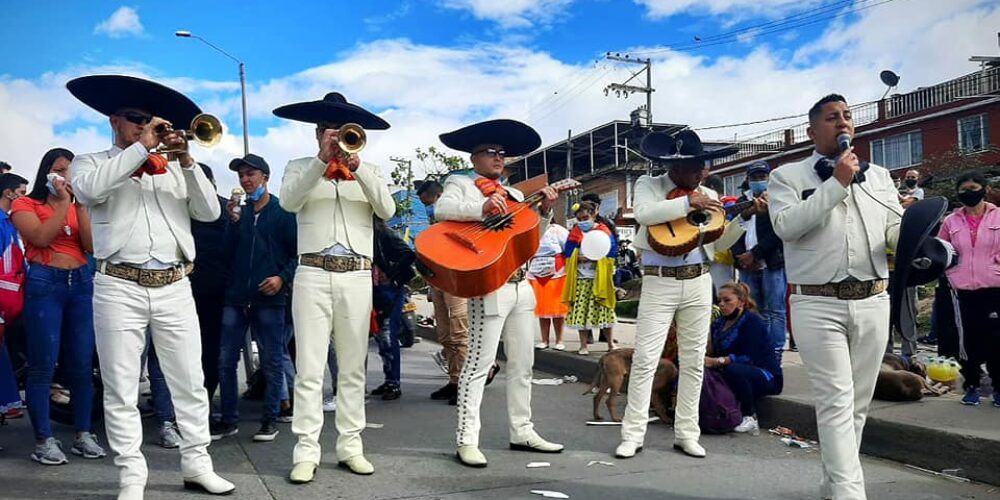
[0,340,994,499]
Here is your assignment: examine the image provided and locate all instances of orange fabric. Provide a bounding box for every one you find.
[10,198,87,266]
[132,154,169,178]
[529,276,568,318]
[324,159,356,181]
[474,177,508,215]
[667,187,693,200]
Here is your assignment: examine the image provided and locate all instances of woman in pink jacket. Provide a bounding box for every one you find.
[937,172,1000,408]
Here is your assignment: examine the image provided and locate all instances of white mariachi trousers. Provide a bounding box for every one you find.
[456,280,538,447]
[291,267,372,465]
[93,273,214,487]
[790,292,889,500]
[621,272,713,445]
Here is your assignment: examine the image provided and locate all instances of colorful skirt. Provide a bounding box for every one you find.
[566,277,617,330]
[529,276,569,318]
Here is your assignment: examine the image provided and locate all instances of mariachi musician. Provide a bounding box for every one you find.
[67,75,233,500]
[432,119,562,467]
[275,93,395,483]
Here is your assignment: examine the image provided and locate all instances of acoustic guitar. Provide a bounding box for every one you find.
[415,178,581,298]
[646,199,754,256]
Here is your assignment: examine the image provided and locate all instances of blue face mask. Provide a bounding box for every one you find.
[246,184,266,202]
[577,221,593,232]
[749,180,768,195]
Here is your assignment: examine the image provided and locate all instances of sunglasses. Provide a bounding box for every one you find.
[474,148,506,158]
[117,111,153,126]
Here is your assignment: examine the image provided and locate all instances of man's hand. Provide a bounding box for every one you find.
[346,153,361,172]
[225,198,242,222]
[258,276,284,296]
[539,185,558,213]
[689,191,722,211]
[736,252,757,270]
[833,146,860,187]
[318,128,340,164]
[753,192,769,213]
[900,196,916,209]
[140,117,170,150]
[483,192,508,216]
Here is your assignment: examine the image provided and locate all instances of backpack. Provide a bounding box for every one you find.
[699,369,742,434]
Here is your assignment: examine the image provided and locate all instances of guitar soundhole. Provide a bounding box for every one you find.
[687,210,712,226]
[483,214,515,232]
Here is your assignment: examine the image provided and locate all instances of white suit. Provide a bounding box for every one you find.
[769,150,901,500]
[72,142,220,488]
[279,157,394,466]
[434,174,549,447]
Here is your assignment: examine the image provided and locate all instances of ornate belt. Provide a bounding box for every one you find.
[508,267,527,283]
[97,261,193,288]
[791,279,887,300]
[642,263,710,280]
[300,253,372,273]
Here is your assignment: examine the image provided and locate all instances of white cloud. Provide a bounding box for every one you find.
[635,0,824,19]
[439,0,574,28]
[93,6,145,38]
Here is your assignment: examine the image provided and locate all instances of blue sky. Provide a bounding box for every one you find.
[2,0,998,191]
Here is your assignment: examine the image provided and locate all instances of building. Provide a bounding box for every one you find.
[708,66,1000,194]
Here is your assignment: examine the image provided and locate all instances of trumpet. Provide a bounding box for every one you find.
[156,113,224,154]
[335,123,366,158]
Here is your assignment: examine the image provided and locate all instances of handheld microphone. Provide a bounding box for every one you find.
[837,133,852,153]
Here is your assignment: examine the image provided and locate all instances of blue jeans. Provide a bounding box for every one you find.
[23,265,95,439]
[145,339,175,423]
[218,306,287,423]
[740,267,788,354]
[280,323,295,402]
[720,362,782,416]
[374,285,404,386]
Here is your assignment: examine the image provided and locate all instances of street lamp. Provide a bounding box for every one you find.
[175,30,250,156]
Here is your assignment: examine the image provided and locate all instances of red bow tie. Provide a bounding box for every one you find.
[324,160,356,181]
[132,154,169,178]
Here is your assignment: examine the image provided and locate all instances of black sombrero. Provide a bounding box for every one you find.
[890,196,958,337]
[272,92,389,130]
[639,129,738,164]
[439,119,541,157]
[66,75,202,127]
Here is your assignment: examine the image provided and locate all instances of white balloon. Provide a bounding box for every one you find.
[580,230,611,260]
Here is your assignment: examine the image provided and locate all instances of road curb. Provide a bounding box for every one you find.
[415,324,1000,486]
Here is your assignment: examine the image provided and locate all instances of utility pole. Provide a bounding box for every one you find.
[566,129,573,179]
[604,53,654,125]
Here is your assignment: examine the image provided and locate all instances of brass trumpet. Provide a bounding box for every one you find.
[156,113,224,154]
[336,123,366,157]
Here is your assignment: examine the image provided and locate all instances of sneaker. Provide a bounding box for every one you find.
[31,437,68,465]
[276,406,294,424]
[534,342,549,350]
[993,392,1000,409]
[253,421,279,442]
[210,421,239,441]
[3,407,24,419]
[553,344,566,351]
[158,422,181,449]
[71,433,106,459]
[431,383,457,401]
[578,347,589,356]
[323,397,337,413]
[733,416,760,435]
[370,382,392,396]
[961,387,981,406]
[381,384,402,401]
[432,351,448,374]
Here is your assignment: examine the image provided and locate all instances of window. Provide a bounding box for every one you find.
[958,114,990,153]
[870,131,922,170]
[723,173,746,197]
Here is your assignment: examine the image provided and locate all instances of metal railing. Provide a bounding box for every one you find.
[886,67,1000,119]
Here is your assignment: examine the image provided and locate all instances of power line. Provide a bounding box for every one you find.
[529,65,617,124]
[694,112,807,131]
[522,60,605,120]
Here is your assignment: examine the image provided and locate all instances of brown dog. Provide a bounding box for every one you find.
[874,352,949,401]
[585,347,678,423]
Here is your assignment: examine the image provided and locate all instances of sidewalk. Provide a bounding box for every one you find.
[413,295,1000,487]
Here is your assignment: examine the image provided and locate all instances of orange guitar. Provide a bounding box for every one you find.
[416,178,580,298]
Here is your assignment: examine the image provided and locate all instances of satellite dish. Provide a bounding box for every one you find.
[880,70,900,87]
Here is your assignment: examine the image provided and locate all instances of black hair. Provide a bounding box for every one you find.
[703,174,724,194]
[808,94,848,124]
[0,173,28,196]
[0,161,11,173]
[417,179,443,196]
[27,148,74,201]
[580,192,601,205]
[955,171,988,191]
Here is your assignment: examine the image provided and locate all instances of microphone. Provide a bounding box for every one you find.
[837,133,852,152]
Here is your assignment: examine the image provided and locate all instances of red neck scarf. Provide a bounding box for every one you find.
[132,154,169,178]
[667,187,693,200]
[324,159,356,181]
[475,177,508,216]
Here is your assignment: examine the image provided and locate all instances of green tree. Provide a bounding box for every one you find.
[416,146,468,177]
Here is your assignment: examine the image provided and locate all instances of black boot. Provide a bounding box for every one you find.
[431,383,457,401]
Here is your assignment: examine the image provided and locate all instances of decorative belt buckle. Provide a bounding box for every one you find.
[137,269,161,287]
[837,282,868,300]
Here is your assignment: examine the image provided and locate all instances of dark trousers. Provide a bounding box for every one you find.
[720,362,781,417]
[933,278,960,358]
[955,288,1000,390]
[194,291,225,400]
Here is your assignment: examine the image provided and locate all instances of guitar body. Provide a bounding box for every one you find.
[646,207,726,256]
[416,204,541,298]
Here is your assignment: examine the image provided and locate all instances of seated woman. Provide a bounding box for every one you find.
[707,282,783,435]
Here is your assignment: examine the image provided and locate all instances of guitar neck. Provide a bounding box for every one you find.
[723,199,754,216]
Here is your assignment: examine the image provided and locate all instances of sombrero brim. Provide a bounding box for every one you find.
[638,131,737,163]
[439,119,541,157]
[272,100,389,130]
[890,196,949,337]
[67,75,202,128]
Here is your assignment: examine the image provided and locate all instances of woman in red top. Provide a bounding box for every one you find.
[11,148,104,465]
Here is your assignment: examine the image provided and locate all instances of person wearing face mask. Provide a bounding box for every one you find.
[936,172,1000,408]
[897,169,924,209]
[708,282,782,435]
[732,160,788,358]
[563,201,617,356]
[214,153,298,444]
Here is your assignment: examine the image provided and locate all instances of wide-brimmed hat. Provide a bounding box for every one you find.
[272,92,389,130]
[66,75,202,127]
[229,153,270,175]
[439,119,541,157]
[890,197,957,337]
[639,129,737,164]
